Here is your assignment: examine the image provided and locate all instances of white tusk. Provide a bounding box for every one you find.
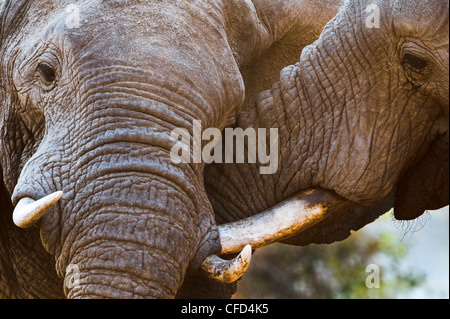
[13,191,63,228]
[200,244,252,283]
[218,189,334,255]
[200,189,335,283]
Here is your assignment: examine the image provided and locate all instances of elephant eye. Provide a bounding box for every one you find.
[402,52,429,74]
[37,62,57,85]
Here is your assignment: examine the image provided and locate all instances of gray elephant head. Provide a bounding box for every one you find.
[205,0,448,245]
[0,0,448,299]
[0,0,344,298]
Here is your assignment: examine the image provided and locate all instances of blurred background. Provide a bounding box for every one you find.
[234,206,449,299]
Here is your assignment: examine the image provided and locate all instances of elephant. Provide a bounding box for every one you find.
[204,0,449,248]
[0,0,345,298]
[0,0,448,300]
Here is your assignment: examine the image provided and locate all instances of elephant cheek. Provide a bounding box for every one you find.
[394,132,449,220]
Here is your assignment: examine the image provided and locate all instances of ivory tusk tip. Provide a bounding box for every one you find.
[50,190,64,200]
[13,191,63,228]
[201,244,252,284]
[241,244,252,261]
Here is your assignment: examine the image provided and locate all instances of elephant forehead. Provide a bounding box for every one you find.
[22,1,230,73]
[391,0,449,42]
[44,2,195,42]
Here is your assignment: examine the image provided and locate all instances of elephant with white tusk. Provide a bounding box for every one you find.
[205,0,449,247]
[1,0,448,299]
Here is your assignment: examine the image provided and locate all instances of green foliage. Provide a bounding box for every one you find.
[234,222,426,299]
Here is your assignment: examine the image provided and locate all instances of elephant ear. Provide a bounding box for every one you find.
[0,2,8,230]
[0,0,12,281]
[1,0,31,215]
[231,0,344,112]
[1,0,31,45]
[0,168,12,219]
[1,0,8,206]
[0,0,5,18]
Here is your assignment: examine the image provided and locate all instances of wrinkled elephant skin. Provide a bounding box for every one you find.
[0,0,448,299]
[205,0,449,246]
[0,0,343,298]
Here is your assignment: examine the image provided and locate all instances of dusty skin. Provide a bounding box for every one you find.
[0,0,448,299]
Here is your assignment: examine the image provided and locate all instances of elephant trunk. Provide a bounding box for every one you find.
[61,180,206,298]
[6,0,248,298]
[9,3,246,294]
[11,94,221,298]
